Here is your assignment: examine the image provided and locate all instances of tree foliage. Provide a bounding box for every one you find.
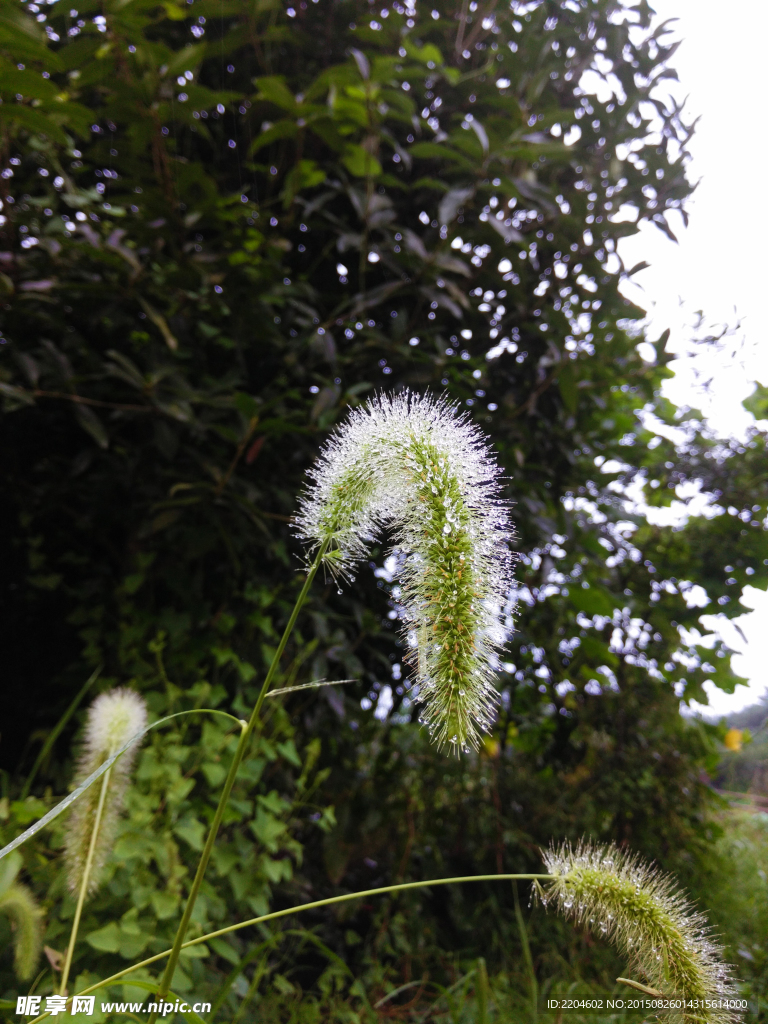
[0,0,767,1012]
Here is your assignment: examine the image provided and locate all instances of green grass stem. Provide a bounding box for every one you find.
[30,874,552,1023]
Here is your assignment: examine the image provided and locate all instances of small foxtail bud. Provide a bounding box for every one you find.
[64,688,147,897]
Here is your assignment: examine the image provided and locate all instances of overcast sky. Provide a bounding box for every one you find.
[612,1,767,716]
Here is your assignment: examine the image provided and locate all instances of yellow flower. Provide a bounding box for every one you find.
[723,728,742,752]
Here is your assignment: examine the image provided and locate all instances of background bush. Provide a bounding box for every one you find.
[1,0,767,1017]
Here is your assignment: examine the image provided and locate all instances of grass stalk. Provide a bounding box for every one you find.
[476,956,489,1024]
[20,667,100,801]
[59,767,111,996]
[231,953,269,1024]
[513,880,538,1022]
[31,874,553,1023]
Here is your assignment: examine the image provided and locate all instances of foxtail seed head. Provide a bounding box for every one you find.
[0,853,42,981]
[295,392,514,753]
[64,688,147,896]
[538,841,738,1024]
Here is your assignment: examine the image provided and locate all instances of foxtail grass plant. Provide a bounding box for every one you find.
[537,841,740,1024]
[145,391,516,1020]
[59,688,147,995]
[1,394,739,1024]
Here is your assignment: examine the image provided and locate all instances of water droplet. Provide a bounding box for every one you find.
[337,588,343,594]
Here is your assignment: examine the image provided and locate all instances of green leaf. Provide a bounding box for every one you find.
[276,739,302,767]
[295,158,326,188]
[281,158,326,206]
[403,39,444,66]
[0,105,69,145]
[74,404,109,449]
[261,854,291,882]
[208,936,241,964]
[86,921,121,953]
[408,141,474,168]
[250,808,287,851]
[438,186,475,225]
[138,298,179,351]
[341,143,382,177]
[201,761,227,786]
[233,390,259,419]
[254,75,297,111]
[162,0,188,21]
[150,890,180,920]
[743,381,768,421]
[175,816,206,851]
[569,584,614,617]
[0,381,35,409]
[249,118,299,155]
[410,175,449,192]
[0,58,58,100]
[55,36,100,71]
[0,6,61,69]
[164,43,207,77]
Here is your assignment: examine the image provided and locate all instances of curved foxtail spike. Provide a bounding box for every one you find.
[0,853,43,981]
[64,688,147,896]
[0,885,43,981]
[537,841,738,1024]
[295,391,515,753]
